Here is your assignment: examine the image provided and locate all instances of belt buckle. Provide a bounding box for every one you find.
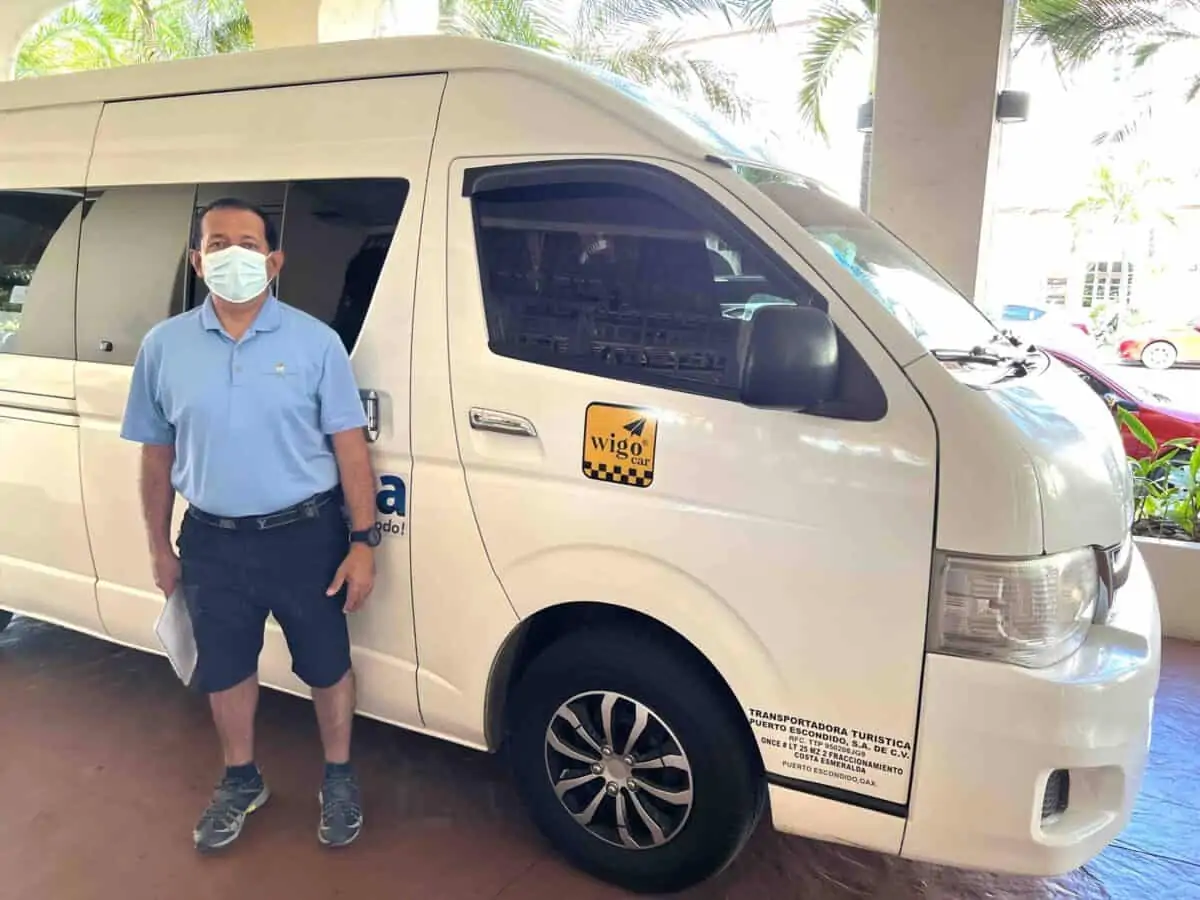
[301,497,319,519]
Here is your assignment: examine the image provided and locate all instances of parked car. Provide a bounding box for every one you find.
[1117,316,1200,369]
[998,304,1097,358]
[1000,303,1091,337]
[1046,348,1200,457]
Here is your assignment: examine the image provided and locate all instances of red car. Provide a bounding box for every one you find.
[1046,348,1200,457]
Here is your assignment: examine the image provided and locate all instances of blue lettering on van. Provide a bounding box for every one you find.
[375,474,407,538]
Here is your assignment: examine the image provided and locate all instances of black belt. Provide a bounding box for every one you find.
[187,487,341,532]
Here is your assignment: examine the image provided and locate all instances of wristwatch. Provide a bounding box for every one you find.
[349,527,381,548]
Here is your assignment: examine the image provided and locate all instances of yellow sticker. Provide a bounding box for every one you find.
[582,403,657,488]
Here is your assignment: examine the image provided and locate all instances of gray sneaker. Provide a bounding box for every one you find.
[193,775,270,851]
[318,772,363,848]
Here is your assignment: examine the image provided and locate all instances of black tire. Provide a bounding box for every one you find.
[507,627,763,894]
[0,610,12,633]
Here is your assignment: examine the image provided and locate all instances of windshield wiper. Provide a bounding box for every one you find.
[929,346,1030,376]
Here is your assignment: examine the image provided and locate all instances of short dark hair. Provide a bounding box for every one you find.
[196,197,279,251]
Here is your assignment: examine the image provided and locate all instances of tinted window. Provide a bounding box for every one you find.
[77,178,409,365]
[274,179,409,352]
[473,180,825,401]
[0,189,83,359]
[78,184,197,365]
[1063,363,1107,397]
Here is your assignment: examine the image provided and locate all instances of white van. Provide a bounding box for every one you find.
[0,36,1160,894]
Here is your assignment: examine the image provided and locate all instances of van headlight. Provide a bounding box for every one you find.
[929,548,1098,668]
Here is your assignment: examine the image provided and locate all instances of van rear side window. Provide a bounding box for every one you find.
[76,178,409,365]
[0,189,83,360]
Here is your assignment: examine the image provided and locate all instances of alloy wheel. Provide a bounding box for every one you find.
[544,691,694,850]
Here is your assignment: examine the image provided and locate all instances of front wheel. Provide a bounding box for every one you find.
[1141,341,1177,370]
[0,610,12,633]
[507,628,763,894]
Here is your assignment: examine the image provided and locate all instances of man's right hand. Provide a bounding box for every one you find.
[153,550,182,597]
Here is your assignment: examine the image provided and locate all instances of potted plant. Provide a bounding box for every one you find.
[1116,406,1200,640]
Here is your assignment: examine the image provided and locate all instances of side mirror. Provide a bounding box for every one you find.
[741,306,838,410]
[1104,393,1137,413]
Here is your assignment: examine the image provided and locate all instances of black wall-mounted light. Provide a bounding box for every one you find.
[854,90,1030,134]
[856,99,874,134]
[996,89,1031,123]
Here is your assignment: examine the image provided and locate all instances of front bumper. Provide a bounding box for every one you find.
[900,545,1162,875]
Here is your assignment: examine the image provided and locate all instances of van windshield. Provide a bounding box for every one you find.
[736,164,1005,354]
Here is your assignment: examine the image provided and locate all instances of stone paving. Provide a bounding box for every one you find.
[1,618,1197,899]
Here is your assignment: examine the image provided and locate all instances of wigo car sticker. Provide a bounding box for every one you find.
[374,474,407,538]
[582,403,658,488]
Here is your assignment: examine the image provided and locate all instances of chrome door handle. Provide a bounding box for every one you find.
[469,407,538,438]
[360,389,380,443]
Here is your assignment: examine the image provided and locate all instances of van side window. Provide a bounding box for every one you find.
[471,179,826,401]
[276,179,409,353]
[186,183,288,315]
[78,184,197,365]
[76,178,409,365]
[0,189,83,359]
[189,179,409,352]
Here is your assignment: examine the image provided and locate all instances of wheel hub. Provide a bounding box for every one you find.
[544,691,693,850]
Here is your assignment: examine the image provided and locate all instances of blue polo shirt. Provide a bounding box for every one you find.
[121,295,368,518]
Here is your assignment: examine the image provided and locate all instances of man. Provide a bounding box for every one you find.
[121,197,380,852]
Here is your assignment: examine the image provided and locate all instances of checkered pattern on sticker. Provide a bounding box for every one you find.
[583,459,654,488]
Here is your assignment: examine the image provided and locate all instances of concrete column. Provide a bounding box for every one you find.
[243,0,320,48]
[245,0,437,48]
[868,0,1017,302]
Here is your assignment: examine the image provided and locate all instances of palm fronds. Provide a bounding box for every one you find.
[796,0,873,141]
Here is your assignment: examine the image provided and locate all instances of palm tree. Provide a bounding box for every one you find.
[1093,14,1200,145]
[796,0,1185,206]
[439,0,774,120]
[16,0,253,79]
[1066,161,1175,317]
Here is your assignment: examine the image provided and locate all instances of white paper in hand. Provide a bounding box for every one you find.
[154,587,197,685]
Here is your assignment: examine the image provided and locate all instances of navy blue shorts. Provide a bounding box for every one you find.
[178,499,352,694]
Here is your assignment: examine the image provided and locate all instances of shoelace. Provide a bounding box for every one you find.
[322,777,362,824]
[199,780,258,831]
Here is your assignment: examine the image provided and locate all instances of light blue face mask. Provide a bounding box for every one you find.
[201,245,271,304]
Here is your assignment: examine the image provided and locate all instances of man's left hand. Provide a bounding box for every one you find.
[327,543,375,612]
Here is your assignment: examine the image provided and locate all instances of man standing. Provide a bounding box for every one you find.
[121,197,381,851]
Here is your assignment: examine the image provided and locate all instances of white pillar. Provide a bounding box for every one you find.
[319,0,387,42]
[868,0,1016,302]
[243,0,319,48]
[245,0,437,48]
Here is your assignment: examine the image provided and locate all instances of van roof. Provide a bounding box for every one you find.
[0,34,762,165]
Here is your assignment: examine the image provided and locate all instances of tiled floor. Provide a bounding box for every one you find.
[1,618,1197,899]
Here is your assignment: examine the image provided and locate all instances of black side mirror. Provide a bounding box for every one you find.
[1104,393,1138,413]
[741,306,839,410]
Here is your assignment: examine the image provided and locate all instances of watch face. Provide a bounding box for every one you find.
[353,528,381,547]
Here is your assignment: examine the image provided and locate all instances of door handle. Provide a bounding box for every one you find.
[469,407,538,438]
[360,389,380,443]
